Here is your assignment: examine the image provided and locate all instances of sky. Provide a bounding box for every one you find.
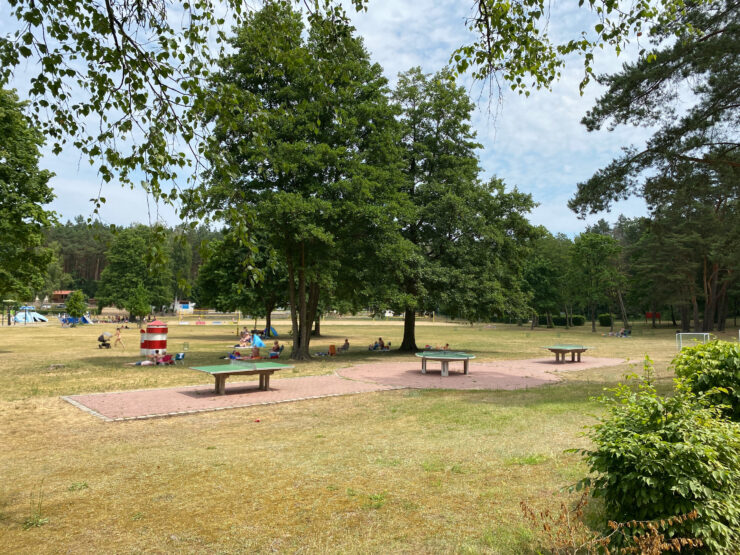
[4,0,652,236]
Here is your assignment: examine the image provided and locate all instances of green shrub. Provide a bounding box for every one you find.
[571,315,586,326]
[552,315,567,326]
[535,315,582,326]
[597,313,612,327]
[673,340,740,421]
[579,370,740,553]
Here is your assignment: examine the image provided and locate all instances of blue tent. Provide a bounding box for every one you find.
[59,314,92,325]
[14,308,48,323]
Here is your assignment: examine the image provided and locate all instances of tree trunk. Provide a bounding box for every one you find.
[680,304,690,332]
[546,311,553,328]
[308,283,320,338]
[616,290,630,330]
[530,310,536,330]
[286,253,301,357]
[264,303,273,337]
[298,259,308,358]
[692,295,701,332]
[292,243,313,361]
[400,307,418,351]
[286,246,313,361]
[670,305,677,327]
[569,304,574,328]
[702,260,719,332]
[590,303,596,333]
[609,302,615,333]
[715,281,729,332]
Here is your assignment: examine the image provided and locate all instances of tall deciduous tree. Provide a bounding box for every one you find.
[571,232,622,332]
[391,67,535,350]
[0,88,55,301]
[96,226,173,311]
[65,290,87,320]
[524,230,573,328]
[189,1,403,359]
[196,233,288,336]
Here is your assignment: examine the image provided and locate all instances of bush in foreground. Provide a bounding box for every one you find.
[673,340,740,421]
[578,369,740,553]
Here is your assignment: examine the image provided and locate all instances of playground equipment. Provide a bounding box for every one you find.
[14,306,49,323]
[140,320,168,356]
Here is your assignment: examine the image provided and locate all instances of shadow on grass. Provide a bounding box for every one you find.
[402,374,677,410]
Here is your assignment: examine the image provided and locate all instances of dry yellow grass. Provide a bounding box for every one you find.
[1,319,735,553]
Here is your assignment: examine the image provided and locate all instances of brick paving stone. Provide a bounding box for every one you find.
[64,374,399,421]
[63,356,623,421]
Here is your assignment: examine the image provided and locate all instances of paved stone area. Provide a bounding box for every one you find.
[63,356,623,421]
[337,357,624,390]
[63,375,400,421]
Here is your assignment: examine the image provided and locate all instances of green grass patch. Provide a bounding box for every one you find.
[0,319,722,552]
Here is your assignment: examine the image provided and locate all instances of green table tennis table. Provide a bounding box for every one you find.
[543,345,590,363]
[415,351,476,376]
[190,361,294,394]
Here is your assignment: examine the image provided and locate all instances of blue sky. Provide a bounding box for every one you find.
[4,0,651,235]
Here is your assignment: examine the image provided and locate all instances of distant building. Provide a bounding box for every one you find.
[51,290,73,303]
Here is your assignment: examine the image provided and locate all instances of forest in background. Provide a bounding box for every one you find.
[38,213,739,335]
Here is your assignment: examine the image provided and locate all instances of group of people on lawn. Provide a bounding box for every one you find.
[230,340,282,361]
[368,337,390,351]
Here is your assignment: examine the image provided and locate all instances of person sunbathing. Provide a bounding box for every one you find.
[126,350,162,366]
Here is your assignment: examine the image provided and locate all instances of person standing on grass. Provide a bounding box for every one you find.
[113,327,125,349]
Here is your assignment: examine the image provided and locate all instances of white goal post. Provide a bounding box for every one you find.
[676,332,711,351]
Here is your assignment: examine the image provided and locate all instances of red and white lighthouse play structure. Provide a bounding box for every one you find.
[140,320,168,356]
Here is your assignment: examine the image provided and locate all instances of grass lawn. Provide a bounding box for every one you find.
[1,318,736,553]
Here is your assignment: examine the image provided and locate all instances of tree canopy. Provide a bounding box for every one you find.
[95,226,172,311]
[390,66,536,349]
[570,0,739,215]
[64,290,87,319]
[0,87,55,301]
[0,0,712,207]
[570,0,739,332]
[188,1,404,359]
